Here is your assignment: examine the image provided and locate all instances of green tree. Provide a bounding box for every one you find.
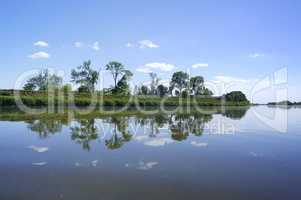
[62,84,72,94]
[202,88,213,96]
[113,70,133,95]
[170,71,189,96]
[23,69,62,91]
[190,76,204,95]
[71,60,99,92]
[105,61,126,89]
[225,91,248,102]
[149,72,160,95]
[157,84,169,97]
[139,85,149,95]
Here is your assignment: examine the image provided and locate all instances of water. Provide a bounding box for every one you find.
[0,106,301,200]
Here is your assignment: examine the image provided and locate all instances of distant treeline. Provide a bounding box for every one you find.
[0,60,250,107]
[18,60,249,99]
[268,100,301,106]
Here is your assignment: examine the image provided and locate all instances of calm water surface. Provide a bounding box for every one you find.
[0,106,301,200]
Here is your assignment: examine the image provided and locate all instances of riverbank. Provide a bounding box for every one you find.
[0,90,249,108]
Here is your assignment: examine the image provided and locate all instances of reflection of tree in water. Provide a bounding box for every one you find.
[133,113,213,141]
[190,114,213,136]
[105,117,132,150]
[26,118,66,138]
[222,107,250,120]
[135,114,169,137]
[169,114,189,141]
[169,113,213,141]
[24,107,249,151]
[70,119,98,151]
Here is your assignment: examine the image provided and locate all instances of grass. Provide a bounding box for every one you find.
[0,89,250,121]
[0,90,250,108]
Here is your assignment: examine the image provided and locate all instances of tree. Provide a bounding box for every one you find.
[105,117,132,150]
[181,90,189,98]
[112,70,133,95]
[70,119,98,151]
[139,85,149,95]
[71,60,99,92]
[225,91,248,102]
[26,119,63,138]
[202,88,213,96]
[23,69,62,91]
[149,72,160,95]
[170,71,189,95]
[62,84,72,94]
[190,76,204,95]
[105,61,125,89]
[157,84,168,97]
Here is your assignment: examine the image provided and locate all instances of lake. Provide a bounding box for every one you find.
[0,106,301,200]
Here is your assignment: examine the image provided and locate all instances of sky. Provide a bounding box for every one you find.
[0,0,300,103]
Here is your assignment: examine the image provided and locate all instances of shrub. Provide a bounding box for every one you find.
[225,91,249,102]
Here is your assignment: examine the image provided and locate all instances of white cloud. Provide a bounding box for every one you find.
[34,41,48,47]
[74,41,83,48]
[144,138,174,147]
[28,145,49,153]
[92,41,100,51]
[213,75,250,84]
[192,63,209,69]
[91,160,98,167]
[134,135,149,141]
[136,68,153,73]
[191,141,208,147]
[126,42,134,48]
[137,161,158,170]
[159,79,170,87]
[143,62,175,72]
[249,53,264,58]
[249,152,263,157]
[208,75,259,101]
[32,162,47,166]
[139,40,160,49]
[28,51,50,59]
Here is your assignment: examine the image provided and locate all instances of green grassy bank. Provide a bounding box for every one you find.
[0,90,249,108]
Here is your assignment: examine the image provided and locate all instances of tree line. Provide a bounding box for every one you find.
[22,60,248,102]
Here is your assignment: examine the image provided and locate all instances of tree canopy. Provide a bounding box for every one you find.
[139,85,149,95]
[23,69,62,91]
[225,91,248,102]
[112,70,133,95]
[20,60,251,104]
[71,60,99,92]
[170,71,189,95]
[105,61,126,89]
[157,84,169,97]
[190,76,204,95]
[149,72,160,95]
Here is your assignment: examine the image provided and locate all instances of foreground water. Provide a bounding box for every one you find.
[0,106,301,200]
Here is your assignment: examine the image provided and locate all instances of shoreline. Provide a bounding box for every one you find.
[0,105,251,121]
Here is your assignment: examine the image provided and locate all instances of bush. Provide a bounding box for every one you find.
[225,91,248,102]
[0,96,16,106]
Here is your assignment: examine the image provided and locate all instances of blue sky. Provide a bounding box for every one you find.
[0,0,300,103]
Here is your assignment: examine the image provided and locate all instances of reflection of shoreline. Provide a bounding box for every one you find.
[0,106,250,121]
[17,106,250,151]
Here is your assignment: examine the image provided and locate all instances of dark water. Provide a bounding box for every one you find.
[0,106,301,200]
